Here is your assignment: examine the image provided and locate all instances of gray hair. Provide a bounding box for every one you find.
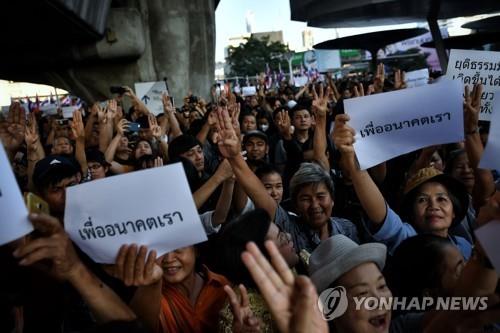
[289,162,335,203]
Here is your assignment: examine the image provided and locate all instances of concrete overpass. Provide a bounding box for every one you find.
[0,0,219,103]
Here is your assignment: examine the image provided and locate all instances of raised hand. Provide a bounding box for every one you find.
[393,69,406,90]
[275,110,292,140]
[228,103,241,138]
[353,83,365,98]
[224,284,261,333]
[162,92,175,113]
[71,109,85,140]
[116,118,129,137]
[96,103,107,124]
[13,214,83,281]
[214,159,234,182]
[373,63,385,93]
[215,106,241,159]
[332,114,356,157]
[25,113,40,152]
[153,157,164,168]
[463,84,483,133]
[104,244,163,287]
[0,102,26,152]
[241,241,328,333]
[148,113,162,139]
[312,83,329,118]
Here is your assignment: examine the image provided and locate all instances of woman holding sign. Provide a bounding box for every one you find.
[332,113,473,260]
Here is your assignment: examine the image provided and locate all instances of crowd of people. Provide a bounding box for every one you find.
[1,64,500,333]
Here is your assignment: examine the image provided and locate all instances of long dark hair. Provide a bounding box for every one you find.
[389,234,454,301]
[213,209,271,287]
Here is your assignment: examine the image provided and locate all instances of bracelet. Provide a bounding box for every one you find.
[465,128,479,135]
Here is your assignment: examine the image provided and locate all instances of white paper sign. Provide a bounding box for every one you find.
[62,106,78,119]
[0,144,33,245]
[479,94,500,170]
[294,76,308,87]
[446,49,500,121]
[134,81,168,116]
[242,86,257,97]
[40,103,58,116]
[344,80,464,170]
[404,69,429,88]
[64,163,207,263]
[475,220,500,274]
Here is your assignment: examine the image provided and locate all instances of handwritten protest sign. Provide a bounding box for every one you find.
[479,94,500,170]
[134,81,168,116]
[405,69,429,88]
[0,144,33,245]
[344,79,464,170]
[446,49,500,121]
[475,220,500,274]
[64,163,207,263]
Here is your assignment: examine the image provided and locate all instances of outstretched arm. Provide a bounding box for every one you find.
[312,84,330,171]
[463,84,496,210]
[14,214,136,324]
[332,114,387,226]
[215,106,277,221]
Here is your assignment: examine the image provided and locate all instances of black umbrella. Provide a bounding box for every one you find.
[313,28,428,69]
[421,32,500,49]
[462,15,500,31]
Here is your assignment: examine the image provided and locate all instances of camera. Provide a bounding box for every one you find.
[57,119,69,126]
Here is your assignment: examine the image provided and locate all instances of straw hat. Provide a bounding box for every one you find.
[401,167,469,227]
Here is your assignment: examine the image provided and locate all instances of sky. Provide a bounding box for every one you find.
[215,0,420,62]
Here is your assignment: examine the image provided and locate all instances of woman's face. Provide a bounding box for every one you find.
[335,263,392,333]
[450,153,474,193]
[135,140,152,159]
[160,246,196,284]
[295,182,334,230]
[265,223,298,267]
[260,172,284,204]
[88,162,107,180]
[241,115,257,133]
[412,182,455,236]
[430,152,444,171]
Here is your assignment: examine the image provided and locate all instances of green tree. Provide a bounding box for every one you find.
[227,36,290,77]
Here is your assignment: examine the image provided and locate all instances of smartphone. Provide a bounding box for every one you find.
[25,192,50,215]
[110,86,127,95]
[128,122,141,132]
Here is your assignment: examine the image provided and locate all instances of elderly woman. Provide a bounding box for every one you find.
[106,244,229,333]
[215,106,358,254]
[333,114,472,259]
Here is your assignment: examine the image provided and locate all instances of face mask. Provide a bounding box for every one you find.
[259,124,269,132]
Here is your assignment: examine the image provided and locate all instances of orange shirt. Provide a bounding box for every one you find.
[159,266,229,333]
